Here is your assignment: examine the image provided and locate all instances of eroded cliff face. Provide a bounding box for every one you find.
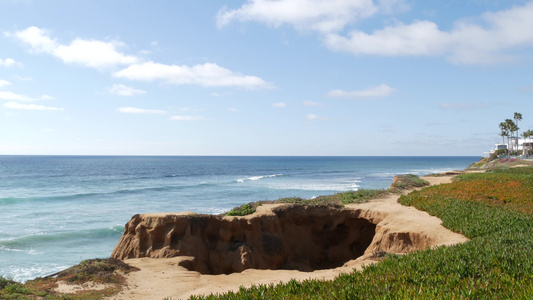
[111,202,453,275]
[111,205,375,274]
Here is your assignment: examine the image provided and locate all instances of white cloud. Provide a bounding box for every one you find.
[328,83,394,98]
[228,107,238,112]
[11,26,139,69]
[303,100,321,106]
[117,107,166,114]
[217,0,407,33]
[0,80,11,88]
[109,84,146,96]
[10,27,269,89]
[114,62,270,88]
[40,94,55,100]
[272,102,287,108]
[175,107,198,112]
[170,115,203,121]
[324,2,533,64]
[0,91,31,101]
[325,21,446,56]
[4,101,64,111]
[0,58,16,67]
[306,113,326,120]
[54,39,138,69]
[10,27,58,53]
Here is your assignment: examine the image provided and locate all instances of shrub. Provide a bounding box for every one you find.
[0,276,16,290]
[223,190,388,216]
[225,203,258,216]
[389,174,430,191]
[56,258,138,284]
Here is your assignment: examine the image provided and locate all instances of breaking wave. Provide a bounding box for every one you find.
[236,174,283,183]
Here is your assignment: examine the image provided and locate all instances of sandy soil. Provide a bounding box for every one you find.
[421,174,456,186]
[56,173,468,300]
[55,281,114,294]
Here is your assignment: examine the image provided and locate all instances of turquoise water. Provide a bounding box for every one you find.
[0,156,478,281]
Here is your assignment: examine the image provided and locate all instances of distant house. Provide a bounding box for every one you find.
[484,139,533,158]
[483,144,507,158]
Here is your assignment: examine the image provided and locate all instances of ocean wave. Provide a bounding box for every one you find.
[0,226,124,249]
[236,174,283,183]
[0,193,102,205]
[188,207,228,215]
[1,263,70,283]
[268,182,360,192]
[0,181,233,205]
[0,246,41,256]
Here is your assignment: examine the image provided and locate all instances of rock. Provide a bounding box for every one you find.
[111,203,465,275]
[112,205,376,274]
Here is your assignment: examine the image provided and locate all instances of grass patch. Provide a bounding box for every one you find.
[275,190,388,206]
[0,258,138,300]
[223,189,390,217]
[225,202,260,216]
[192,168,533,299]
[389,174,430,191]
[468,157,533,170]
[313,189,388,205]
[55,258,138,284]
[0,277,16,290]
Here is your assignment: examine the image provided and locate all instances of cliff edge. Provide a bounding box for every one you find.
[111,177,467,276]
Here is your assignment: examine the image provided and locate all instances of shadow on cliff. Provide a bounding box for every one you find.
[111,205,376,274]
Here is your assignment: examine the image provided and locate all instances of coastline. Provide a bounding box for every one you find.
[0,156,476,283]
[100,173,467,300]
[0,157,487,299]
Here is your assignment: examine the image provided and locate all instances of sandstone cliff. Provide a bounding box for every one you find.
[111,197,467,275]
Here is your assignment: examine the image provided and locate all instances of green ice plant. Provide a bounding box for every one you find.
[192,168,533,299]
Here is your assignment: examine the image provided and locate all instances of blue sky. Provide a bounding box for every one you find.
[1,0,532,156]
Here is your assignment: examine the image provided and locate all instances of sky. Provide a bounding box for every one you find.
[1,0,533,156]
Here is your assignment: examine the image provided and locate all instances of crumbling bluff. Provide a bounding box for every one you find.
[111,199,464,275]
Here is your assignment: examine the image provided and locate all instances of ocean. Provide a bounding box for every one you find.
[0,155,478,282]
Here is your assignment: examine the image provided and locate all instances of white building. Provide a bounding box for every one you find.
[484,139,533,158]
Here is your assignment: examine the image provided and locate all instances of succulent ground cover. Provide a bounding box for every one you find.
[388,174,430,191]
[0,258,138,300]
[192,168,533,299]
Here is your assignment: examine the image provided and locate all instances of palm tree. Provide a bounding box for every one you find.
[499,130,506,145]
[514,112,523,153]
[510,123,519,155]
[499,121,510,155]
[522,131,528,156]
[505,119,517,154]
[499,122,507,142]
[524,129,533,156]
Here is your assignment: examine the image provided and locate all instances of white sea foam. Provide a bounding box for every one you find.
[268,182,360,192]
[4,263,69,282]
[236,174,283,183]
[0,245,24,252]
[188,206,228,215]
